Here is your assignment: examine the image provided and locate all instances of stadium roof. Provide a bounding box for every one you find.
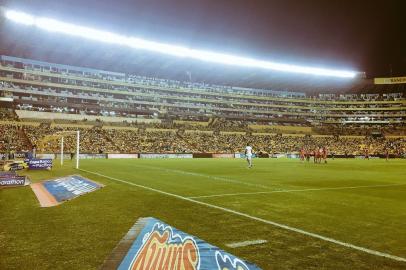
[0,4,405,94]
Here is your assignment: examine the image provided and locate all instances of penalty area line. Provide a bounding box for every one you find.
[226,239,268,248]
[188,183,406,199]
[78,168,406,263]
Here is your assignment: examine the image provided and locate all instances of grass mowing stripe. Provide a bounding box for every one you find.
[78,168,406,263]
[188,183,406,199]
[130,163,277,190]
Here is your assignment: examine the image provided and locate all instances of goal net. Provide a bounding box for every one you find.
[37,130,80,169]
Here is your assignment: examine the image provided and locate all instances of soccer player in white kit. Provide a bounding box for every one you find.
[245,144,253,168]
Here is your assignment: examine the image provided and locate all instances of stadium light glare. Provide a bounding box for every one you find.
[4,9,358,78]
[5,10,35,25]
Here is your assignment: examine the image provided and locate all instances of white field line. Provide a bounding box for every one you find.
[226,239,268,248]
[188,183,406,199]
[131,164,275,190]
[78,168,406,263]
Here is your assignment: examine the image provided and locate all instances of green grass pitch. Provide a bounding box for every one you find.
[1,158,405,269]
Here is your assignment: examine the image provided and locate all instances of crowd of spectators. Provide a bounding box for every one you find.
[0,122,405,155]
[1,106,405,154]
[1,109,28,152]
[0,124,31,152]
[105,130,406,155]
[313,124,406,136]
[0,108,17,120]
[1,57,405,156]
[22,125,118,153]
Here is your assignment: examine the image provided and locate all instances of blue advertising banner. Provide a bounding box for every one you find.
[28,159,53,170]
[42,175,103,202]
[118,218,261,270]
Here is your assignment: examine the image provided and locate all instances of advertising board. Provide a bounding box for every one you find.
[28,159,53,170]
[107,154,139,159]
[0,174,28,187]
[101,217,262,270]
[139,153,193,159]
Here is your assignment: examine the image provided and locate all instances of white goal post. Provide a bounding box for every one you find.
[38,130,80,169]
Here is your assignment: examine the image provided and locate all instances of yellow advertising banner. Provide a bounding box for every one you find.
[374,76,406,84]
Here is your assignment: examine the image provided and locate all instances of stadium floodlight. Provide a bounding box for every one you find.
[4,9,358,78]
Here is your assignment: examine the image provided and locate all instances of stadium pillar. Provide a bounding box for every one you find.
[76,130,80,169]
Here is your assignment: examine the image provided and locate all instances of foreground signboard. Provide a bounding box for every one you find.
[0,171,16,176]
[0,172,29,187]
[31,175,104,207]
[1,160,28,171]
[101,217,261,270]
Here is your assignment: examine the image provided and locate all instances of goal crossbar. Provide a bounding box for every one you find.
[38,130,80,169]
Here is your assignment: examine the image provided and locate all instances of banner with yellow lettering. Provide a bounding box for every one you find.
[374,76,406,84]
[117,217,262,270]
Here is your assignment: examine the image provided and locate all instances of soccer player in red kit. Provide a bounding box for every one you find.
[318,147,323,163]
[305,148,311,162]
[314,147,322,163]
[300,147,305,162]
[313,148,318,163]
[322,146,328,163]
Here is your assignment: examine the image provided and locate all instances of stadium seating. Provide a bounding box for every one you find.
[0,121,404,155]
[0,56,404,130]
[0,56,405,156]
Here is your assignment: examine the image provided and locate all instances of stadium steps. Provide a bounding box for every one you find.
[175,132,196,151]
[19,128,33,150]
[102,130,122,152]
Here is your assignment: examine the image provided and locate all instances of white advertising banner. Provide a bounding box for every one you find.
[139,153,193,159]
[107,154,139,159]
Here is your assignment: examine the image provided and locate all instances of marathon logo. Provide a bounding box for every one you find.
[216,251,251,270]
[0,176,26,187]
[129,223,200,270]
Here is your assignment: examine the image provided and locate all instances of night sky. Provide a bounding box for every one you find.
[1,0,405,78]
